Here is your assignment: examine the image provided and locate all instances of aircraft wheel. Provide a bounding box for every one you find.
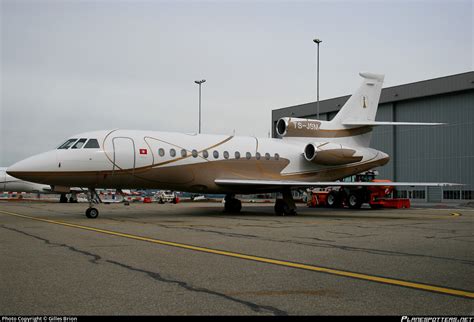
[224,198,241,213]
[326,191,340,208]
[275,199,296,216]
[59,194,68,203]
[274,199,284,215]
[348,193,362,209]
[85,208,99,219]
[233,199,242,212]
[284,207,297,216]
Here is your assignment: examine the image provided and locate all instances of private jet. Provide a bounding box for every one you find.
[7,73,459,218]
[1,167,51,193]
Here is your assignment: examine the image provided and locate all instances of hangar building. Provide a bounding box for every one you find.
[271,71,474,202]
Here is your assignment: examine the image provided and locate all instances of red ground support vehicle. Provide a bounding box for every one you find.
[307,171,410,209]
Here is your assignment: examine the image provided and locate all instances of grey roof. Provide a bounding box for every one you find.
[272,71,474,120]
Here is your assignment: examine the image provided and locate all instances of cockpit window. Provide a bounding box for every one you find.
[71,138,87,149]
[58,139,78,149]
[84,139,100,149]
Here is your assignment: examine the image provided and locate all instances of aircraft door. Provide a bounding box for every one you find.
[112,137,136,172]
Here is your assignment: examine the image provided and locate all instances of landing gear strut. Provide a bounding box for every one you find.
[59,193,68,203]
[274,188,297,216]
[69,192,78,203]
[224,194,242,213]
[85,188,100,219]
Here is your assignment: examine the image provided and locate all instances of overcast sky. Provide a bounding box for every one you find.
[1,0,472,166]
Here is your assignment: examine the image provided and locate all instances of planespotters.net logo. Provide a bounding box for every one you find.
[402,317,473,322]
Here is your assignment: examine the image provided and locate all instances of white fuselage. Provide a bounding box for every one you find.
[0,167,51,193]
[6,129,389,194]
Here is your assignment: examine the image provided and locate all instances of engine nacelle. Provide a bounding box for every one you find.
[303,142,363,166]
[276,117,322,137]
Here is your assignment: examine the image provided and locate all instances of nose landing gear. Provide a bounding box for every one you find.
[85,188,101,218]
[86,207,99,219]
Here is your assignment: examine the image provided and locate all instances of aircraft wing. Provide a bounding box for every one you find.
[215,179,461,188]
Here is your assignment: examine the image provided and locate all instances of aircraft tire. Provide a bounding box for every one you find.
[274,199,285,216]
[283,207,297,216]
[275,199,297,216]
[234,199,242,212]
[59,194,68,203]
[86,208,99,219]
[224,198,241,213]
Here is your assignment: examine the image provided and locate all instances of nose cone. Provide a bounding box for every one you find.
[7,150,57,183]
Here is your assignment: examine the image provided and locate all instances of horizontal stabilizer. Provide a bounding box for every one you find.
[342,121,444,126]
[215,179,461,188]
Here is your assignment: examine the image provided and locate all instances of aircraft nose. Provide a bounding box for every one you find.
[7,150,58,182]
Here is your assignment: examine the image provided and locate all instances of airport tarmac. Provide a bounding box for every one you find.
[0,201,472,315]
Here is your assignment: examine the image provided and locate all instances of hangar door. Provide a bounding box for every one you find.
[112,137,136,172]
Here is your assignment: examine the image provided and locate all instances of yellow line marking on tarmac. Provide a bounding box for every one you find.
[450,213,462,217]
[1,209,473,299]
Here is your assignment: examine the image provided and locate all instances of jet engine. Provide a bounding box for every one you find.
[276,117,322,137]
[303,142,363,166]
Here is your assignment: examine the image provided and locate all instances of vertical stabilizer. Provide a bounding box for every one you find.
[331,72,384,126]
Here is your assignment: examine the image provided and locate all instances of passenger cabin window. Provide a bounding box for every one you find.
[84,139,100,149]
[158,148,165,157]
[246,152,251,160]
[265,153,271,160]
[71,138,87,149]
[235,151,240,159]
[202,150,209,158]
[224,151,229,159]
[213,151,219,159]
[192,149,198,158]
[256,152,261,160]
[170,149,176,157]
[58,139,78,149]
[275,153,280,160]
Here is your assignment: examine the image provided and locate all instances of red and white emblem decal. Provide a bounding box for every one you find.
[139,149,147,155]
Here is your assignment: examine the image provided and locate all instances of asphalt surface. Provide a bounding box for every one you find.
[0,201,473,315]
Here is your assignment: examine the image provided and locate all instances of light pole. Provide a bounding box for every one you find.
[194,79,206,133]
[313,38,322,120]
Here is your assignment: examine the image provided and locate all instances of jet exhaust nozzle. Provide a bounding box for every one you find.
[303,142,363,166]
[276,117,322,138]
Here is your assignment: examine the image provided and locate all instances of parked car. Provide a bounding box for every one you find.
[156,190,179,204]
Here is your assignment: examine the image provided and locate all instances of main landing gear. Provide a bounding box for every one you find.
[224,194,242,213]
[85,188,101,219]
[59,192,78,203]
[274,188,297,216]
[59,193,68,203]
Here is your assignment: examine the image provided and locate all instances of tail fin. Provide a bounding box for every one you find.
[331,72,384,126]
